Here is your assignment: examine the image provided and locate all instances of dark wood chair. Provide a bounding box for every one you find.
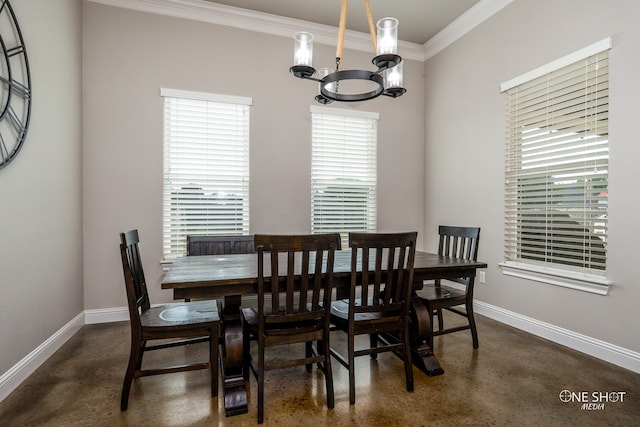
[186,234,254,256]
[119,229,220,411]
[416,226,481,349]
[330,231,417,405]
[241,233,340,424]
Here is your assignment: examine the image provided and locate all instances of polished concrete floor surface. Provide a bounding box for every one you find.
[1,312,638,426]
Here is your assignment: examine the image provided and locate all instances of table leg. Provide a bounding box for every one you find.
[409,296,444,376]
[220,295,249,416]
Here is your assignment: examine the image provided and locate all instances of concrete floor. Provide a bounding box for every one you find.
[1,312,638,426]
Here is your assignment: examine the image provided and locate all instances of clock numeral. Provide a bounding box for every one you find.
[0,1,7,15]
[7,105,26,135]
[0,76,31,99]
[7,45,25,58]
[0,134,9,163]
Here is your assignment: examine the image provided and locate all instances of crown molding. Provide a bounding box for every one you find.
[86,0,426,60]
[86,0,512,63]
[423,0,514,60]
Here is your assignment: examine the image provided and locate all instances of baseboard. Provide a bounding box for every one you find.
[0,312,85,402]
[84,306,129,324]
[474,300,640,374]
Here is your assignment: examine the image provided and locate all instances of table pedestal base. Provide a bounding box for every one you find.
[220,296,249,417]
[410,343,445,376]
[409,296,444,376]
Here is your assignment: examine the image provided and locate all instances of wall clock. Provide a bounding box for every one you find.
[0,0,31,169]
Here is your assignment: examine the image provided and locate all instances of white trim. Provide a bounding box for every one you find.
[310,105,380,120]
[86,0,426,61]
[0,313,85,402]
[474,301,640,374]
[84,307,130,324]
[160,88,252,105]
[500,37,613,92]
[86,0,511,63]
[424,0,514,60]
[499,261,611,295]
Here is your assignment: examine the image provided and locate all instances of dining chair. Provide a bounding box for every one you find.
[119,229,220,411]
[186,234,255,256]
[241,233,340,424]
[416,226,481,349]
[330,231,417,405]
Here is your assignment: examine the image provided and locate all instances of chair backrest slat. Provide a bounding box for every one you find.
[255,234,340,330]
[438,226,480,261]
[348,232,417,318]
[437,226,481,286]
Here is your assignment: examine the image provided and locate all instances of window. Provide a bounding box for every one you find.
[161,89,251,259]
[311,106,378,247]
[500,38,611,294]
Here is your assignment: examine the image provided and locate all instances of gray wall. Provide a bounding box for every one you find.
[0,0,83,375]
[424,0,640,352]
[82,3,425,310]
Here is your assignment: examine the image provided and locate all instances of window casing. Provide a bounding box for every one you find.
[161,89,251,259]
[311,106,378,247]
[501,39,611,294]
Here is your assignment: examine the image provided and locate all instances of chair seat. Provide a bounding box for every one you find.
[242,307,324,335]
[330,299,395,323]
[141,300,219,328]
[415,283,466,301]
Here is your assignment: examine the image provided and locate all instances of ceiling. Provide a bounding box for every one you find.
[204,0,481,45]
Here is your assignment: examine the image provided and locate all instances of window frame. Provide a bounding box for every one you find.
[310,105,379,248]
[499,38,613,295]
[161,88,251,260]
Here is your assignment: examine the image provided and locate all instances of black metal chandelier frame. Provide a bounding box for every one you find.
[289,0,406,104]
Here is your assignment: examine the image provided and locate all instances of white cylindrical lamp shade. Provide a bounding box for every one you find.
[384,61,403,89]
[376,18,398,55]
[293,32,314,66]
[318,67,336,93]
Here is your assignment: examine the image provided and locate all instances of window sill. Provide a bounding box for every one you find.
[499,261,611,295]
[160,258,175,272]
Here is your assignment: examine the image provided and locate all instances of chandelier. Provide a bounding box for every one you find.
[289,0,406,104]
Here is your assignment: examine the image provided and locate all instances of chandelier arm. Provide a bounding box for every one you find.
[364,0,377,53]
[336,0,348,70]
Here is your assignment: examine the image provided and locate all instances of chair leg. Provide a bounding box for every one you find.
[136,340,146,370]
[305,341,313,372]
[348,333,356,405]
[467,301,479,349]
[211,329,219,397]
[257,340,265,424]
[121,340,143,411]
[321,337,335,409]
[369,333,378,360]
[401,328,414,393]
[436,309,444,332]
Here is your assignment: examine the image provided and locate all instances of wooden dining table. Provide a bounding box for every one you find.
[162,250,487,416]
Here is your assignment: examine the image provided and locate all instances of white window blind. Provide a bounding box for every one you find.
[311,106,378,247]
[162,89,251,259]
[502,42,609,277]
